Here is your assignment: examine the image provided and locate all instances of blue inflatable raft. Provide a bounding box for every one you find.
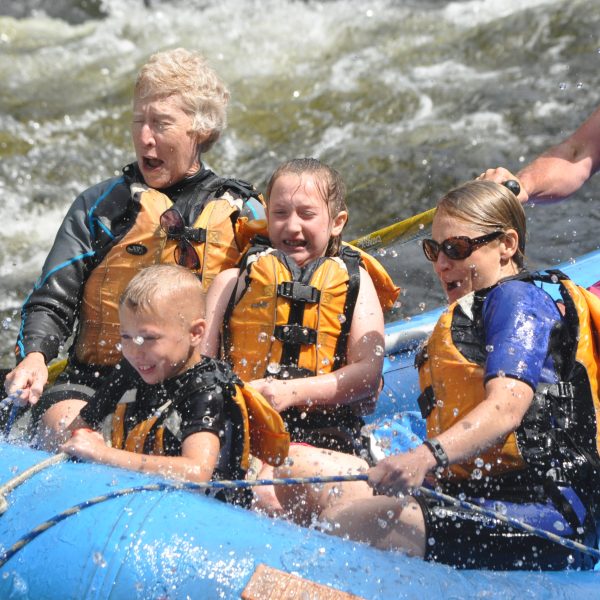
[1,249,600,599]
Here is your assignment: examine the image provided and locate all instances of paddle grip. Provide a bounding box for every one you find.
[503,179,521,196]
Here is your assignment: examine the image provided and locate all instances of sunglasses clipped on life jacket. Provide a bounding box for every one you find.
[159,207,204,270]
[422,230,504,262]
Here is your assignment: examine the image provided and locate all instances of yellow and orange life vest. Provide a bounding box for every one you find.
[75,183,266,366]
[223,243,397,382]
[418,271,600,482]
[110,378,289,471]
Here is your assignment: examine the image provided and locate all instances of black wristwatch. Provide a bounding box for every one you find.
[423,438,449,468]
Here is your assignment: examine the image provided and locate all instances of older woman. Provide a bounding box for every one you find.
[4,48,264,447]
[276,180,599,570]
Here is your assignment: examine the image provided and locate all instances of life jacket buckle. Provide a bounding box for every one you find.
[542,381,575,399]
[277,281,320,303]
[274,324,318,345]
[555,381,575,399]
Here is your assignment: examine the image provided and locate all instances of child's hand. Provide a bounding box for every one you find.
[60,428,106,461]
[250,378,286,411]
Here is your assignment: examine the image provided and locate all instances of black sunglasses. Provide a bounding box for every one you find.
[159,208,204,270]
[422,231,504,262]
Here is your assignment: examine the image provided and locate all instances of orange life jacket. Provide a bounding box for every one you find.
[75,183,266,366]
[110,378,289,472]
[418,271,600,484]
[223,245,363,382]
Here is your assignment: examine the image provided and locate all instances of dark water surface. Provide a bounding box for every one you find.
[1,0,599,367]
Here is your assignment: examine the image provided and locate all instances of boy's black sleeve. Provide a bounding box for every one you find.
[178,383,228,442]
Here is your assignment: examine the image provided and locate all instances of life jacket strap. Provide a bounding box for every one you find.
[166,226,206,244]
[418,385,436,419]
[274,324,317,346]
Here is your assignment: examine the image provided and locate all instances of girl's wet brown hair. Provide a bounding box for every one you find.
[265,158,348,256]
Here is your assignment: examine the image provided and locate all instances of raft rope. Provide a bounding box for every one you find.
[418,486,600,561]
[0,472,365,568]
[0,463,599,568]
[0,393,22,438]
[0,452,68,515]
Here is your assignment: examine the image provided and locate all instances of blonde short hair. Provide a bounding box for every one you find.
[134,47,230,154]
[120,264,205,317]
[437,180,526,268]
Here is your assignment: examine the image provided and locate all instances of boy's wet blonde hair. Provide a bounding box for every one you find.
[265,158,348,257]
[120,264,205,318]
[437,180,526,268]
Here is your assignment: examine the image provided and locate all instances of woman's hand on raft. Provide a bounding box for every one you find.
[60,428,107,461]
[4,352,48,406]
[367,445,437,496]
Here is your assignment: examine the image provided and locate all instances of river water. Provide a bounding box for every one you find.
[0,0,599,367]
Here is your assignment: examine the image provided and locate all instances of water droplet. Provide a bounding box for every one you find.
[133,336,144,346]
[258,332,268,343]
[553,520,565,532]
[321,357,330,366]
[2,317,12,330]
[427,537,435,546]
[418,302,426,312]
[115,342,122,351]
[485,344,494,352]
[240,357,248,367]
[559,82,568,90]
[377,518,388,529]
[374,345,384,356]
[494,502,507,515]
[266,362,281,375]
[337,313,347,324]
[474,457,484,468]
[93,551,107,568]
[472,468,482,480]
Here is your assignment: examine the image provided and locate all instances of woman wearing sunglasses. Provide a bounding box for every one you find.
[275,180,599,570]
[4,48,265,449]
